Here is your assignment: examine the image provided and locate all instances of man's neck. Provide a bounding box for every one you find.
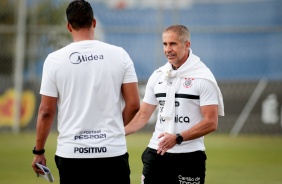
[172,65,180,70]
[72,29,95,42]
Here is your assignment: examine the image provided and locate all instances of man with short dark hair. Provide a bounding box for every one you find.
[31,1,140,183]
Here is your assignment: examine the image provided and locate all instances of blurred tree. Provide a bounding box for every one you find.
[0,0,69,77]
[0,0,15,76]
[25,0,70,80]
[0,0,15,24]
[27,0,67,25]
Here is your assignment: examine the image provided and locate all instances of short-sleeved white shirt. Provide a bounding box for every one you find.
[40,40,138,158]
[143,71,218,153]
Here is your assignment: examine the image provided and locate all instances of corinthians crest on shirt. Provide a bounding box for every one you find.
[183,78,194,88]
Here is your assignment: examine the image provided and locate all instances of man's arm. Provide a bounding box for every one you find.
[121,82,140,126]
[157,105,218,155]
[181,104,218,140]
[125,102,157,135]
[31,95,57,174]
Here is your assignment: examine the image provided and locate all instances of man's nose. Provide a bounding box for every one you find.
[165,45,172,52]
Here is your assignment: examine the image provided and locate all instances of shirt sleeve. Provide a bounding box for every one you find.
[122,49,138,83]
[39,55,58,97]
[143,72,159,105]
[197,79,219,106]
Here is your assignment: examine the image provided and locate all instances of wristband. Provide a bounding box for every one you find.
[33,147,45,155]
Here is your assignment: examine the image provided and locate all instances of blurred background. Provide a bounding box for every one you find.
[0,0,282,135]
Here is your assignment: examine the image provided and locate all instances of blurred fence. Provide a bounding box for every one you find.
[0,0,282,134]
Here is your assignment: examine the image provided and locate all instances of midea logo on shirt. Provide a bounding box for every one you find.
[69,52,104,64]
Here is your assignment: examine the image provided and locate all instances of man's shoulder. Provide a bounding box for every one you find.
[150,62,168,77]
[150,68,163,78]
[95,40,124,51]
[48,44,70,57]
[147,68,164,86]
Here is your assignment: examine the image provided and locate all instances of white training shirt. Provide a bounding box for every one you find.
[143,71,219,153]
[40,40,138,158]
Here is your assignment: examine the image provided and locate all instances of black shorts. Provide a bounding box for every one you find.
[55,153,130,184]
[141,147,206,184]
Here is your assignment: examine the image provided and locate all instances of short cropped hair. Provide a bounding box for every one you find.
[66,0,94,30]
[163,25,190,43]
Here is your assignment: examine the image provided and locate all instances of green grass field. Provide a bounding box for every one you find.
[0,132,282,184]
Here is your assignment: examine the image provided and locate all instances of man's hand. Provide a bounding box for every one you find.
[157,133,177,155]
[31,154,46,175]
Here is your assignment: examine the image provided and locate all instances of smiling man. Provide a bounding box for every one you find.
[162,26,190,69]
[125,25,224,184]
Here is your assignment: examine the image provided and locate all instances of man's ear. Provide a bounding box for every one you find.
[186,41,191,49]
[67,23,72,32]
[92,19,96,28]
